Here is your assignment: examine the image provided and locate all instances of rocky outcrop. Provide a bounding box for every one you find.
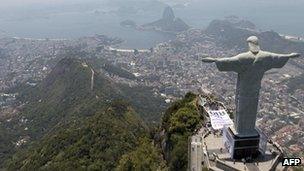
[162,6,175,21]
[143,6,189,33]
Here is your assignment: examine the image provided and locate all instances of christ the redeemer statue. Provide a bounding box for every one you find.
[202,36,300,137]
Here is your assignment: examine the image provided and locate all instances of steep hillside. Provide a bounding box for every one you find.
[16,58,165,138]
[0,124,16,165]
[0,58,166,168]
[3,92,205,171]
[1,62,204,170]
[12,58,121,141]
[160,92,204,171]
[4,101,154,170]
[116,137,167,171]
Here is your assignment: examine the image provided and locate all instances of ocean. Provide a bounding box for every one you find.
[0,0,303,48]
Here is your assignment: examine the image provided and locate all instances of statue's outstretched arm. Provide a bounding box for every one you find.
[264,52,300,69]
[269,52,301,59]
[286,53,300,58]
[202,54,242,72]
[201,54,240,63]
[201,57,218,63]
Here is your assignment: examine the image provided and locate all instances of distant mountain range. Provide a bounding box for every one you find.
[205,18,304,55]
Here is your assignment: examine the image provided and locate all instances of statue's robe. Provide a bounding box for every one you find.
[215,51,289,137]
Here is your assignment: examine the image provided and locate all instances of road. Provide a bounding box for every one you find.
[108,47,150,53]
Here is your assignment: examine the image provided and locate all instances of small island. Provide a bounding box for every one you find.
[120,20,137,28]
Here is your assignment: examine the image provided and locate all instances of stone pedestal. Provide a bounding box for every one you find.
[224,127,260,160]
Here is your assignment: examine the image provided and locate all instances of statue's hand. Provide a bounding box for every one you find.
[289,53,301,58]
[202,57,217,63]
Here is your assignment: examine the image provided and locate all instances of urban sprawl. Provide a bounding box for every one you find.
[0,29,303,159]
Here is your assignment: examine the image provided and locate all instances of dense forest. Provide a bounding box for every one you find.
[160,92,204,170]
[4,93,203,171]
[0,57,205,170]
[0,58,169,169]
[5,100,166,170]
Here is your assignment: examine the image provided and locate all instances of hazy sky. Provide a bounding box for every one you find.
[0,0,57,6]
[1,0,303,6]
[0,0,90,7]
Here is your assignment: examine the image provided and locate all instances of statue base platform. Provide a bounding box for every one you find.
[223,127,260,160]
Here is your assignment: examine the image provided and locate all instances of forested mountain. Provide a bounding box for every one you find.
[160,92,204,171]
[5,100,166,170]
[4,92,203,171]
[0,58,167,169]
[1,58,205,170]
[15,57,166,138]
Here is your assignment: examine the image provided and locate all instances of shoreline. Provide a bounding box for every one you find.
[1,30,302,48]
[12,37,68,41]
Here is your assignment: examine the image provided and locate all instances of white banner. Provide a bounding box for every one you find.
[208,110,233,130]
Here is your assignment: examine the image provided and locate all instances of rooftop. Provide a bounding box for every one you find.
[203,132,286,171]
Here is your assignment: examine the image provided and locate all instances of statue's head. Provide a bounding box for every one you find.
[247,36,260,54]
